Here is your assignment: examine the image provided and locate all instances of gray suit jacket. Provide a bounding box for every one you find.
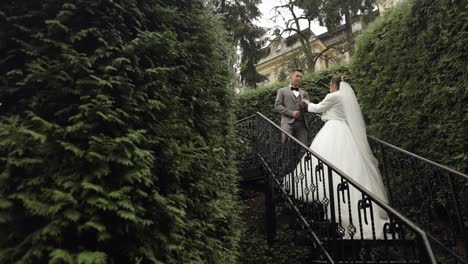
[274,86,308,127]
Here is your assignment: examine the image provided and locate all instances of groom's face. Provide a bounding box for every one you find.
[289,71,303,87]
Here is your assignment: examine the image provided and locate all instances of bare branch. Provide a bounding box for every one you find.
[272,4,290,11]
[313,45,348,65]
[268,0,318,70]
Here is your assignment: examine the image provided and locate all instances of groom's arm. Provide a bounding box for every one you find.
[274,89,293,117]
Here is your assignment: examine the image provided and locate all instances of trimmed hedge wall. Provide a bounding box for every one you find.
[351,0,467,172]
[0,1,240,263]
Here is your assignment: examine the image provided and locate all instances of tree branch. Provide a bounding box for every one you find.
[313,45,348,65]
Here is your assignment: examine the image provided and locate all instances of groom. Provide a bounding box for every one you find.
[274,68,309,146]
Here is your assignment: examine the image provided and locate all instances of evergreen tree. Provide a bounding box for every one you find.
[296,0,378,55]
[209,0,267,88]
[0,0,239,263]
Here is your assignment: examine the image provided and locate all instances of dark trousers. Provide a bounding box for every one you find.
[280,121,308,176]
[281,121,308,146]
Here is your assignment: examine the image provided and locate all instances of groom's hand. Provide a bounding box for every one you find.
[292,111,300,119]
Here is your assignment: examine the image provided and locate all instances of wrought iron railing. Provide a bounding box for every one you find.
[306,113,467,262]
[236,112,468,263]
[254,112,437,263]
[308,113,467,263]
[368,136,468,263]
[235,115,256,171]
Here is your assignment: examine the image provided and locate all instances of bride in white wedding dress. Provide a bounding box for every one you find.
[297,75,389,240]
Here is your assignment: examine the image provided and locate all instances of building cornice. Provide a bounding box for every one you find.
[256,39,327,69]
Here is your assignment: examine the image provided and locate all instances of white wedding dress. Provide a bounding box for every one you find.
[289,82,389,240]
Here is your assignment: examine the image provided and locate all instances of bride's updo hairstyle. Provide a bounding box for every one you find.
[331,75,342,90]
[330,75,349,90]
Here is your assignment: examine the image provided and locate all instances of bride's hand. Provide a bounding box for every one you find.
[301,99,310,108]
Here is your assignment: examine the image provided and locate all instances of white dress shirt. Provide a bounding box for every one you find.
[290,85,300,97]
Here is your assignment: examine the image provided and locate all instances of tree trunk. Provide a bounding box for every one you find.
[289,3,316,71]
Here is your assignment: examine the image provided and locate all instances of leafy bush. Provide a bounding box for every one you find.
[351,0,467,172]
[351,2,467,258]
[0,0,239,263]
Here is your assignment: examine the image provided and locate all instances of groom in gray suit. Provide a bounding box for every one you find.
[274,68,309,145]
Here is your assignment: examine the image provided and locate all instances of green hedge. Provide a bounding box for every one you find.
[235,65,350,123]
[351,0,467,172]
[0,1,239,263]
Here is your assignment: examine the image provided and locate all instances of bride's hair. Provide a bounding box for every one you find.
[331,75,342,90]
[330,75,350,90]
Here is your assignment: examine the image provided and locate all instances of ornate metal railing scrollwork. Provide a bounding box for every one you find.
[368,136,468,263]
[254,112,437,263]
[235,112,467,263]
[235,115,256,173]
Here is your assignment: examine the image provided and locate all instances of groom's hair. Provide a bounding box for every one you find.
[289,68,303,74]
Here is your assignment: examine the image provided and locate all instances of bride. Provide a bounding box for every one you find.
[297,75,389,239]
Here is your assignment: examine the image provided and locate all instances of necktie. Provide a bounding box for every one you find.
[291,87,299,91]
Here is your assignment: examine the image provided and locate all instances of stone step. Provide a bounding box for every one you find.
[238,166,263,182]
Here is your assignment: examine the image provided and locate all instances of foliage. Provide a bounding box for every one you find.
[270,0,319,70]
[0,0,240,263]
[351,2,467,258]
[235,65,350,122]
[351,0,467,173]
[295,0,378,56]
[296,0,377,30]
[238,188,316,264]
[277,69,288,82]
[209,0,267,88]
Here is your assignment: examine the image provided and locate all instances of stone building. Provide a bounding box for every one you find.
[255,0,402,85]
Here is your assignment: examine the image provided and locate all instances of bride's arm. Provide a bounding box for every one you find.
[307,93,338,113]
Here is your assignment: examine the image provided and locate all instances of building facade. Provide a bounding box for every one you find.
[255,0,402,85]
[255,27,351,85]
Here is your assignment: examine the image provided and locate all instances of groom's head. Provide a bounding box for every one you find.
[288,68,303,87]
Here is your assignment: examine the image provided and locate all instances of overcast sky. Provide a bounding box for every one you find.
[255,0,328,38]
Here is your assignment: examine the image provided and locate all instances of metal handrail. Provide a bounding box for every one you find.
[310,113,467,260]
[367,134,467,262]
[235,115,255,124]
[258,155,335,264]
[235,113,467,263]
[258,113,391,208]
[427,234,468,263]
[307,112,467,180]
[234,115,256,172]
[237,114,467,181]
[255,111,438,263]
[368,135,468,180]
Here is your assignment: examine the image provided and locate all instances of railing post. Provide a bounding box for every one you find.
[255,114,276,246]
[265,166,277,246]
[417,235,438,264]
[378,142,394,204]
[447,174,468,258]
[327,166,337,251]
